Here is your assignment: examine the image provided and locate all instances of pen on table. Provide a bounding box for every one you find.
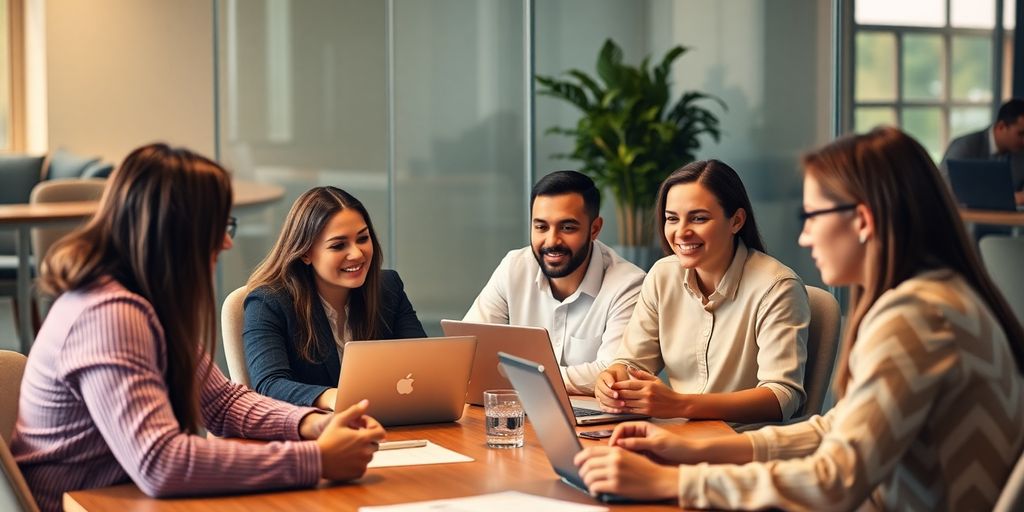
[378,439,428,450]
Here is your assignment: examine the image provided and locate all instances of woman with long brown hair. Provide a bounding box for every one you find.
[574,128,1024,510]
[244,186,425,409]
[10,144,385,512]
[594,160,810,423]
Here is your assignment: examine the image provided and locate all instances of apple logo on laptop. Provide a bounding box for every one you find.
[396,373,415,395]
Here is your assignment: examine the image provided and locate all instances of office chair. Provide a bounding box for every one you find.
[735,286,841,432]
[221,286,251,386]
[979,235,1024,324]
[0,350,27,444]
[0,436,39,512]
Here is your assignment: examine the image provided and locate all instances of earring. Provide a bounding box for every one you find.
[858,232,867,244]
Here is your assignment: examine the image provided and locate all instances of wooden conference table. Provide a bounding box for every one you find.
[0,179,285,353]
[64,405,734,512]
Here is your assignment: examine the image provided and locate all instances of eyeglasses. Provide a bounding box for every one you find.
[226,216,238,239]
[797,204,857,222]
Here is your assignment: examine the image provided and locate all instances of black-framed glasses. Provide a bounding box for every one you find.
[798,204,857,222]
[226,216,238,239]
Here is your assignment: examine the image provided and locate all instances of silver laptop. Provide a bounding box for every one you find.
[440,320,646,425]
[334,336,477,426]
[498,352,641,504]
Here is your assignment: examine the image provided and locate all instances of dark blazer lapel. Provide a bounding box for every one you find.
[311,299,342,384]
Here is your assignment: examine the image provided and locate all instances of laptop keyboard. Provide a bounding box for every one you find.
[572,406,603,417]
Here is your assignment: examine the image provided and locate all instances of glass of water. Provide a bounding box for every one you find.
[483,389,524,448]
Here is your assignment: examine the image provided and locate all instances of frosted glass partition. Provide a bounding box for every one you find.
[215,0,835,341]
[392,0,527,328]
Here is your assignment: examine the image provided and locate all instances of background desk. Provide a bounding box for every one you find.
[0,179,285,353]
[959,208,1024,227]
[64,405,733,512]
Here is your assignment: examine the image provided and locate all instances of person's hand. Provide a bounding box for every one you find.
[298,411,331,440]
[609,367,683,417]
[608,421,692,464]
[574,445,678,500]
[316,399,386,481]
[595,364,630,411]
[313,388,338,411]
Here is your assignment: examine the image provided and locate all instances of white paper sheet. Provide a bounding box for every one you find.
[367,441,473,468]
[358,491,608,511]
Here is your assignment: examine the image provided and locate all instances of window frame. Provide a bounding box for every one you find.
[843,0,1013,157]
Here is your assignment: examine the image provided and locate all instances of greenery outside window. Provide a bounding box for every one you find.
[848,0,1014,161]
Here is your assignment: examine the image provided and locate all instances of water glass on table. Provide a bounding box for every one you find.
[483,389,524,448]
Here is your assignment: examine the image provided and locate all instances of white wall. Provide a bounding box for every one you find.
[45,0,214,163]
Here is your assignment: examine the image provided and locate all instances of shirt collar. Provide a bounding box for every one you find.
[534,241,604,301]
[682,239,749,303]
[989,126,1000,156]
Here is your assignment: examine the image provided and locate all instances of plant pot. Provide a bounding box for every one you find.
[612,244,661,272]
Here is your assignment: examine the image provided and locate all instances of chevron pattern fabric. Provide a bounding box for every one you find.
[677,270,1024,511]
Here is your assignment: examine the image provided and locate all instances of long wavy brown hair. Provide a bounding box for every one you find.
[803,127,1024,395]
[38,143,232,434]
[246,186,383,363]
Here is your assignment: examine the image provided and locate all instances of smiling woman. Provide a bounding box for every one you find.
[242,186,427,410]
[595,160,811,425]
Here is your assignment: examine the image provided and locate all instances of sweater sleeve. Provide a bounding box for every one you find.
[673,292,958,510]
[613,269,666,376]
[60,295,321,498]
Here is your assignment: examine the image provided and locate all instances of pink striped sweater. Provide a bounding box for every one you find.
[10,279,322,512]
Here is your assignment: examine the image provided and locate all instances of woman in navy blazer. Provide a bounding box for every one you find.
[244,187,426,409]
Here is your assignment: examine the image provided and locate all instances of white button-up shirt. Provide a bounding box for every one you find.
[464,240,645,394]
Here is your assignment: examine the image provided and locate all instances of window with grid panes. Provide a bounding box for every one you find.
[850,0,1015,162]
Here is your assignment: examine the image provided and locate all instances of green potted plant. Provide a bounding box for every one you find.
[536,39,725,267]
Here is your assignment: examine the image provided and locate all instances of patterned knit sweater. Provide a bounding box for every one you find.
[675,269,1024,511]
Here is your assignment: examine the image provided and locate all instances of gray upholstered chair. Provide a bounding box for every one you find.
[221,286,251,386]
[800,286,842,417]
[979,235,1024,324]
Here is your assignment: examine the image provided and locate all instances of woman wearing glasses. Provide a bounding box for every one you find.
[594,160,810,423]
[10,144,385,512]
[243,186,426,410]
[578,128,1024,510]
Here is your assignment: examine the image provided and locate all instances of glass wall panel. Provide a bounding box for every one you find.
[901,107,943,161]
[902,34,943,101]
[856,32,897,101]
[855,0,944,27]
[951,35,993,102]
[393,0,526,332]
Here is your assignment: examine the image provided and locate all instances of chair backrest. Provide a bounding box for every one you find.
[800,286,842,417]
[29,178,107,262]
[0,436,39,512]
[980,235,1024,324]
[0,350,27,444]
[221,286,251,386]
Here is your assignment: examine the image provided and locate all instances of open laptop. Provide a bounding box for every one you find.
[498,352,647,504]
[946,159,1018,211]
[334,336,476,426]
[440,319,646,425]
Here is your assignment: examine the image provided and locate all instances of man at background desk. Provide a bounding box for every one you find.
[940,98,1024,205]
[464,171,645,395]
